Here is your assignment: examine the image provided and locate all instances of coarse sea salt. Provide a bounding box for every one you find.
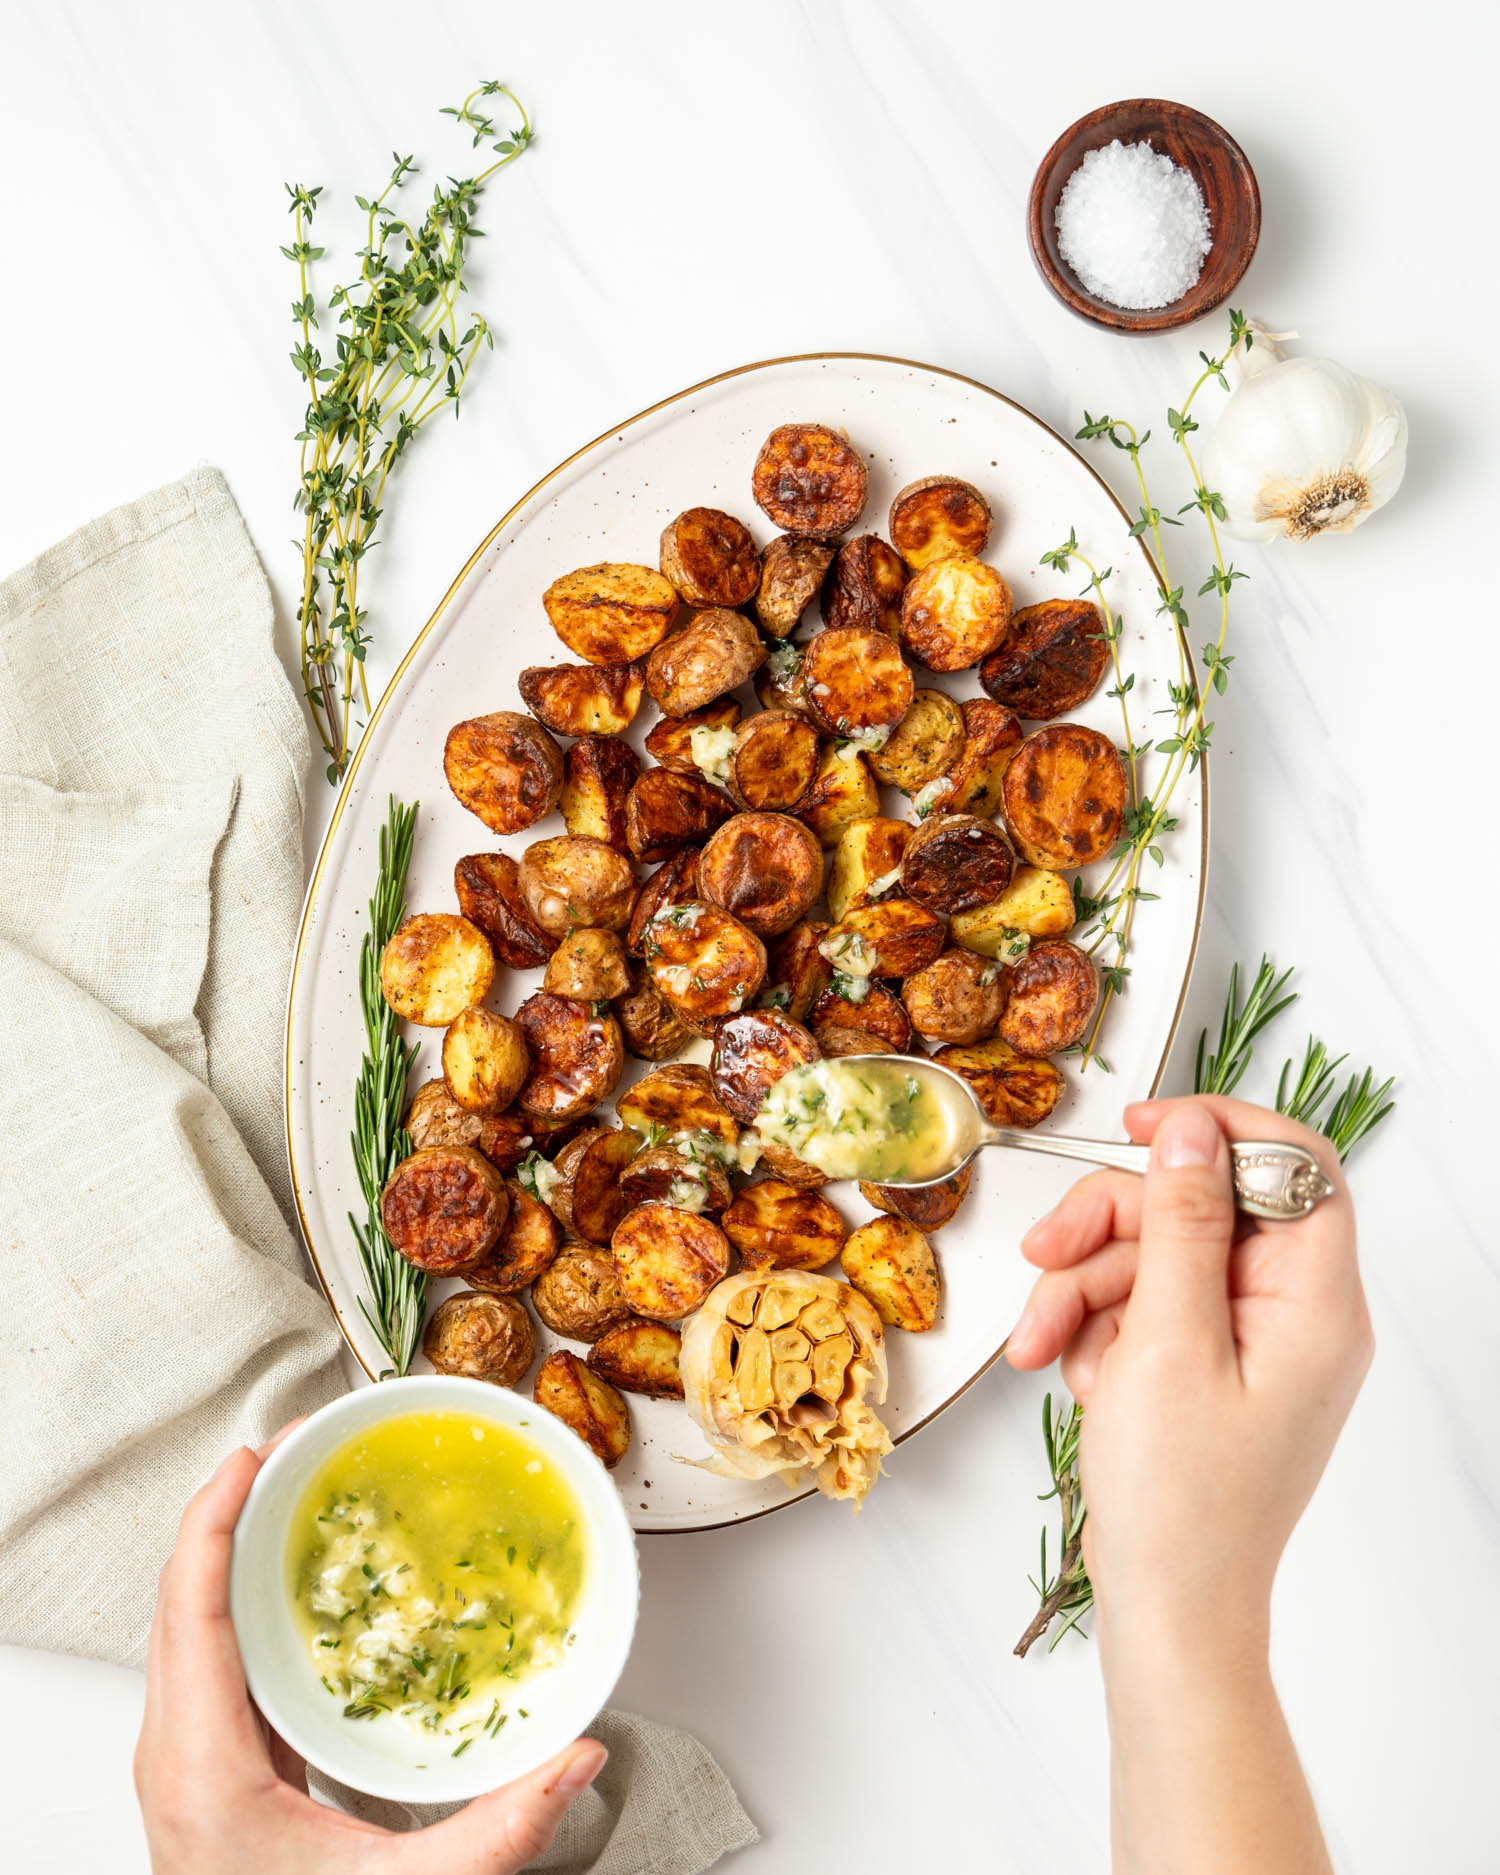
[1055,139,1212,311]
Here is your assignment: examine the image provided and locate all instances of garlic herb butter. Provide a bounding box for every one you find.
[755,1058,961,1183]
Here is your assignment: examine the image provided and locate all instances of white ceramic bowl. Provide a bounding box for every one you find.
[229,1377,638,1802]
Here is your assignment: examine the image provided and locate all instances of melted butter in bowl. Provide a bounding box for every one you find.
[755,1058,971,1184]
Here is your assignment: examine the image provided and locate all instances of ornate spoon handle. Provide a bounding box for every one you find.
[983,1130,1335,1222]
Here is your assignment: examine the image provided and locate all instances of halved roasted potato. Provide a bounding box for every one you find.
[381,1145,509,1274]
[933,1034,1063,1128]
[999,937,1099,1056]
[533,1127,606,1236]
[802,625,914,736]
[640,900,767,1029]
[912,697,1025,821]
[612,1202,731,1320]
[980,598,1109,718]
[900,556,1012,671]
[466,1179,562,1294]
[531,1243,632,1342]
[825,898,946,979]
[795,745,880,847]
[518,659,645,738]
[476,1109,588,1173]
[624,769,736,864]
[730,710,821,811]
[645,608,767,716]
[722,1181,845,1271]
[822,534,907,636]
[405,1078,484,1151]
[900,812,1016,914]
[423,1291,535,1386]
[949,866,1075,955]
[1002,724,1128,868]
[644,699,741,776]
[626,848,700,954]
[444,710,564,834]
[612,963,693,1061]
[841,1215,940,1331]
[752,424,868,537]
[454,852,558,969]
[380,913,495,1026]
[710,1008,822,1124]
[699,812,824,938]
[587,1317,684,1398]
[618,1147,734,1215]
[617,1061,739,1153]
[764,918,832,1023]
[751,1136,830,1187]
[514,992,625,1120]
[869,688,965,792]
[888,476,992,569]
[660,507,761,608]
[518,835,637,936]
[827,818,910,923]
[755,534,837,636]
[901,949,1005,1045]
[544,927,631,1002]
[861,1163,973,1231]
[809,981,912,1053]
[567,1125,640,1244]
[543,563,680,666]
[560,735,641,851]
[442,1007,530,1114]
[754,640,816,722]
[534,1349,631,1466]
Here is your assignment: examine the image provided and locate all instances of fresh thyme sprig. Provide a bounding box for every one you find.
[1015,1394,1092,1658]
[351,795,423,1376]
[287,82,532,783]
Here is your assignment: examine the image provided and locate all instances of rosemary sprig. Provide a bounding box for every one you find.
[1015,1393,1092,1658]
[1194,956,1298,1096]
[351,796,423,1376]
[1275,1036,1347,1124]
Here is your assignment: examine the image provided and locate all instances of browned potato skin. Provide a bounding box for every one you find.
[644,699,740,775]
[612,965,693,1061]
[900,556,1012,672]
[795,745,880,848]
[862,1163,973,1231]
[616,1062,738,1150]
[569,1126,640,1245]
[405,1078,483,1151]
[869,689,965,792]
[544,928,631,1002]
[934,1035,1063,1128]
[467,1180,561,1294]
[802,626,914,735]
[943,698,1026,818]
[618,1148,734,1214]
[514,993,625,1121]
[822,535,907,636]
[699,812,824,938]
[753,1137,830,1188]
[539,1126,608,1238]
[645,608,767,716]
[722,1181,845,1271]
[381,1145,509,1275]
[901,950,1005,1045]
[640,901,768,1026]
[1002,724,1128,869]
[534,1350,632,1467]
[999,937,1099,1057]
[444,711,564,835]
[531,1243,632,1342]
[888,476,992,569]
[519,836,637,936]
[560,735,641,852]
[816,1027,901,1060]
[442,1007,531,1114]
[659,508,762,608]
[829,898,946,979]
[423,1292,535,1387]
[752,424,868,538]
[710,1008,822,1124]
[543,563,680,666]
[827,818,910,923]
[518,659,644,738]
[755,534,836,635]
[587,1318,684,1399]
[980,599,1109,718]
[611,1203,731,1321]
[810,981,912,1053]
[765,919,831,1023]
[454,853,558,969]
[754,645,817,723]
[476,1109,588,1174]
[730,711,820,811]
[624,769,736,864]
[380,914,495,1027]
[900,812,1016,915]
[841,1216,940,1332]
[626,850,700,955]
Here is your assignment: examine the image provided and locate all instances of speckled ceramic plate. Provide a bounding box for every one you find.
[285,353,1206,1532]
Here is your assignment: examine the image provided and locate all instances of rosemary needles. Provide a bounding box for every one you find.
[1015,1394,1092,1657]
[1194,956,1297,1096]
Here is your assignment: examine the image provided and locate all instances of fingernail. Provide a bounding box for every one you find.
[1021,1207,1055,1246]
[558,1743,608,1794]
[1156,1103,1220,1169]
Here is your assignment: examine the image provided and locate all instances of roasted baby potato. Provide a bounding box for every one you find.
[699,812,824,938]
[825,898,946,979]
[754,640,816,722]
[405,1078,483,1151]
[755,534,836,636]
[752,1137,830,1187]
[1002,724,1128,868]
[900,812,1016,914]
[587,1317,684,1399]
[616,1061,739,1152]
[999,937,1099,1056]
[861,1163,973,1231]
[802,625,914,736]
[795,744,880,848]
[914,697,1025,820]
[611,1202,731,1320]
[933,1034,1063,1128]
[454,852,558,969]
[809,981,912,1054]
[841,1215,940,1332]
[618,1147,734,1215]
[543,563,680,666]
[442,1007,530,1114]
[729,710,821,811]
[901,950,1005,1045]
[821,534,907,636]
[980,598,1109,718]
[626,849,700,954]
[560,735,641,851]
[380,913,495,1026]
[659,507,762,608]
[544,927,631,1002]
[640,900,767,1029]
[827,817,911,923]
[519,835,637,936]
[624,769,736,864]
[765,918,832,1023]
[567,1125,640,1244]
[752,423,868,538]
[949,865,1075,955]
[444,710,564,835]
[900,556,1012,672]
[722,1181,845,1271]
[645,608,767,716]
[381,1145,509,1274]
[612,964,693,1061]
[476,1109,587,1173]
[868,688,965,792]
[534,1350,632,1467]
[514,992,625,1120]
[815,1029,901,1060]
[531,1243,632,1342]
[466,1179,562,1294]
[710,1008,822,1124]
[538,1126,609,1236]
[423,1291,535,1387]
[888,476,992,569]
[643,699,741,775]
[518,659,645,738]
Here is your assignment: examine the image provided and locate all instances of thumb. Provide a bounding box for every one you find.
[401,1739,607,1874]
[1128,1100,1236,1351]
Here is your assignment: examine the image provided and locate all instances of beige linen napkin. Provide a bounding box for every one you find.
[0,469,756,1875]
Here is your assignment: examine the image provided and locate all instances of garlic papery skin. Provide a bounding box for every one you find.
[1203,341,1406,543]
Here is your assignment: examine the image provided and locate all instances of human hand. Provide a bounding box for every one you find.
[135,1430,606,1875]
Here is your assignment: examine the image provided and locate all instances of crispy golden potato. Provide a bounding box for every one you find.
[544,927,631,1002]
[827,818,911,923]
[566,1125,639,1244]
[949,866,1075,955]
[980,598,1109,718]
[822,534,907,636]
[795,745,880,848]
[539,1127,609,1236]
[454,853,558,969]
[752,1136,830,1187]
[764,919,832,1023]
[815,1027,901,1059]
[722,1181,845,1271]
[660,507,761,608]
[476,1109,588,1173]
[624,768,736,864]
[612,1202,730,1320]
[861,1163,973,1231]
[444,710,564,835]
[442,1008,530,1114]
[626,849,700,954]
[888,476,992,569]
[730,710,821,811]
[534,1350,632,1467]
[827,898,946,979]
[467,1179,562,1294]
[645,608,767,716]
[710,1009,822,1124]
[518,835,637,936]
[611,964,693,1061]
[900,556,1012,672]
[560,735,641,852]
[752,424,868,538]
[514,992,625,1120]
[617,1061,739,1152]
[643,699,741,775]
[518,659,645,738]
[900,812,1016,914]
[912,697,1024,820]
[869,688,965,792]
[754,640,817,722]
[933,1034,1063,1128]
[381,1145,509,1275]
[755,534,836,635]
[841,1215,939,1331]
[809,981,912,1053]
[543,563,680,666]
[699,812,824,938]
[640,900,767,1028]
[618,1147,734,1215]
[901,950,1005,1045]
[587,1318,684,1399]
[531,1243,632,1342]
[802,625,914,736]
[423,1292,535,1387]
[1002,724,1128,868]
[380,913,495,1026]
[999,938,1099,1057]
[405,1078,483,1151]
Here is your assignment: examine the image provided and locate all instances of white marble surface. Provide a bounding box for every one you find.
[2,1,1497,1868]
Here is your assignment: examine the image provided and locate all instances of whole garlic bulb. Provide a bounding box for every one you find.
[1203,330,1407,542]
